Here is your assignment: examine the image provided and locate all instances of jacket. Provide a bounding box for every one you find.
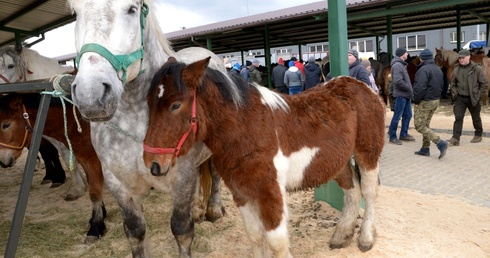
[284,66,304,87]
[249,65,262,85]
[349,60,371,87]
[390,56,413,99]
[450,60,489,106]
[272,64,288,87]
[304,63,321,90]
[412,59,444,104]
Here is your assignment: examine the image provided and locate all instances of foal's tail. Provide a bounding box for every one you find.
[199,159,213,206]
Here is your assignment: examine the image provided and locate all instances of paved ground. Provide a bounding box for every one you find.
[380,98,490,208]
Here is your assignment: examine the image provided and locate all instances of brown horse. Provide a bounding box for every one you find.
[0,93,106,243]
[435,47,490,105]
[143,57,385,256]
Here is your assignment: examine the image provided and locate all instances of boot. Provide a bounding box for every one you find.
[414,147,430,156]
[437,140,448,160]
[470,136,482,143]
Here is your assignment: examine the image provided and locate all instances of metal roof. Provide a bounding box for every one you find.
[1,0,490,54]
[166,0,490,54]
[0,0,75,47]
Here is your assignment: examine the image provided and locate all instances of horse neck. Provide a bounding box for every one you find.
[444,50,458,65]
[22,49,74,80]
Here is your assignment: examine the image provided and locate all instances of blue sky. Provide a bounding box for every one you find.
[30,0,322,58]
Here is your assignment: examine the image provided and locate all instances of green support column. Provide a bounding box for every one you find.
[387,14,393,59]
[206,38,212,51]
[457,8,462,50]
[314,0,352,212]
[264,24,272,89]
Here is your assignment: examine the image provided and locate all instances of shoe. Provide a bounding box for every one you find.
[470,136,482,143]
[389,138,402,145]
[400,135,415,141]
[447,137,459,146]
[436,140,448,160]
[414,147,430,156]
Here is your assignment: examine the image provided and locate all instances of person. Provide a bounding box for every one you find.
[388,47,414,145]
[304,56,321,90]
[271,58,288,94]
[290,56,305,75]
[228,63,241,77]
[412,49,448,159]
[249,59,262,85]
[240,60,251,82]
[361,59,379,93]
[447,49,488,146]
[325,49,371,87]
[284,60,304,95]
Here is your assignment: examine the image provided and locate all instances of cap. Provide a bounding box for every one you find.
[290,57,297,61]
[419,49,433,60]
[278,58,285,64]
[395,47,407,57]
[348,49,359,59]
[233,63,241,70]
[308,56,316,64]
[458,50,470,57]
[361,60,371,68]
[288,61,295,67]
[252,59,259,64]
[246,60,252,66]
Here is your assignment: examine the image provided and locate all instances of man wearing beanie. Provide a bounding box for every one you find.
[272,58,288,94]
[325,49,371,87]
[304,56,321,90]
[447,49,488,146]
[284,60,304,95]
[412,48,448,158]
[388,47,414,145]
[240,60,252,81]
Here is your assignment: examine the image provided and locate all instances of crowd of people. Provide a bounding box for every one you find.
[227,46,488,158]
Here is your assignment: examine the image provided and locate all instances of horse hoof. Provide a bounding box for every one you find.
[50,182,64,188]
[84,235,100,245]
[41,179,52,185]
[358,242,374,252]
[205,205,226,223]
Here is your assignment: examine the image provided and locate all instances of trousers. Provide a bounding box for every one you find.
[452,95,483,140]
[414,99,440,148]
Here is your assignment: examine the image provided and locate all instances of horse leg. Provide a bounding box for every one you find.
[329,161,362,249]
[357,162,380,251]
[80,162,106,244]
[170,158,200,257]
[38,139,66,187]
[205,157,225,222]
[238,202,269,257]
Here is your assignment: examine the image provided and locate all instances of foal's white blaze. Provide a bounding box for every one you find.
[255,84,289,112]
[158,84,164,98]
[273,146,319,189]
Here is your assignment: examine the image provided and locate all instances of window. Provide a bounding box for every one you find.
[308,44,328,52]
[348,40,374,52]
[397,35,426,51]
[275,49,291,54]
[450,31,465,43]
[478,31,486,41]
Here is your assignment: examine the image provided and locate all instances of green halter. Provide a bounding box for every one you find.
[75,2,149,85]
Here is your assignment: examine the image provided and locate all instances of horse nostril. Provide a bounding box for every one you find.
[150,162,161,176]
[100,83,112,103]
[71,83,77,102]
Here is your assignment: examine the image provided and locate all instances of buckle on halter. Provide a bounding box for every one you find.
[23,113,29,119]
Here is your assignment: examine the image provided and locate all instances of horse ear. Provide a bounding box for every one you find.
[167,56,177,64]
[15,43,23,54]
[9,96,23,112]
[182,57,211,89]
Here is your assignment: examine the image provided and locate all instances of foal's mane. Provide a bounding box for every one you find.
[150,60,251,107]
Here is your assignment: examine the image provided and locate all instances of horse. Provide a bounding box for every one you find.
[143,56,385,256]
[0,44,85,193]
[67,0,225,256]
[435,47,490,105]
[0,93,106,243]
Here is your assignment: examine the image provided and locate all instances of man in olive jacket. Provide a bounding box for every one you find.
[448,49,489,146]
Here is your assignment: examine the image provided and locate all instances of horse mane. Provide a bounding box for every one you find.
[440,48,459,65]
[145,0,174,56]
[151,60,250,107]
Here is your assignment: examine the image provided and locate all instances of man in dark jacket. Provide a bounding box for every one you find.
[412,49,448,159]
[388,47,414,145]
[271,58,288,94]
[304,56,321,90]
[325,49,371,87]
[447,49,488,146]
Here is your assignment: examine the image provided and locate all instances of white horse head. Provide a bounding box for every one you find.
[0,45,74,84]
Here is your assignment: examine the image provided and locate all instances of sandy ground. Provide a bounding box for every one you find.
[1,101,490,257]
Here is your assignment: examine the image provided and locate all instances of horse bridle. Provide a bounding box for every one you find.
[75,2,148,85]
[0,104,33,150]
[143,89,197,157]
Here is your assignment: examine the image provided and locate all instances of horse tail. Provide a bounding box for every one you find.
[199,158,213,207]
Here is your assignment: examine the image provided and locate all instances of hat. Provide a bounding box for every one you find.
[290,57,297,61]
[395,47,407,57]
[458,50,470,57]
[361,60,371,68]
[348,49,359,59]
[246,60,252,66]
[308,56,316,64]
[278,58,285,64]
[419,49,433,60]
[252,59,259,64]
[288,61,295,67]
[233,63,241,70]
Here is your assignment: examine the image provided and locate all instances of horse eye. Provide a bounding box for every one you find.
[2,123,10,130]
[8,64,14,69]
[171,103,181,111]
[127,5,137,14]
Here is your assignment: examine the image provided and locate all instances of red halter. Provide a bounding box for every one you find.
[143,89,197,157]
